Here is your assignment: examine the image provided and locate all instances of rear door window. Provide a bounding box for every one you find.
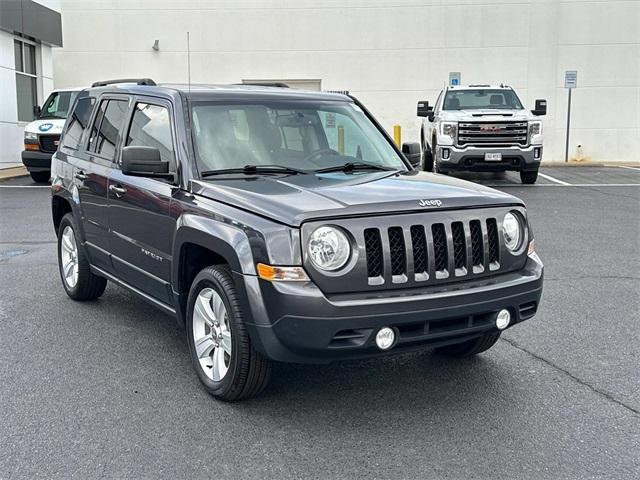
[61,97,95,150]
[90,99,129,160]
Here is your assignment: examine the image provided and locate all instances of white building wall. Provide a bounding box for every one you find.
[52,0,640,162]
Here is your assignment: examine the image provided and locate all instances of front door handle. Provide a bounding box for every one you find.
[74,171,87,181]
[109,184,127,197]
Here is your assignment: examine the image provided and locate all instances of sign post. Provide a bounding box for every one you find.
[449,72,461,86]
[564,70,577,162]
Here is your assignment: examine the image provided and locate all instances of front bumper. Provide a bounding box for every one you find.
[21,150,52,172]
[437,145,542,172]
[239,254,543,364]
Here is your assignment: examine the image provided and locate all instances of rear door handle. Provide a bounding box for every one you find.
[74,171,87,181]
[109,185,127,197]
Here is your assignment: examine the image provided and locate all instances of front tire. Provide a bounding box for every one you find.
[434,333,501,357]
[186,266,271,401]
[520,169,539,184]
[57,213,107,300]
[30,171,50,183]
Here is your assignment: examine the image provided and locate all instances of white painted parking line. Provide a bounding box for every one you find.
[537,172,572,185]
[0,185,50,188]
[615,165,640,171]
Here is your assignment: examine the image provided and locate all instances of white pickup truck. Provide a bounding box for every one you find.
[417,85,546,184]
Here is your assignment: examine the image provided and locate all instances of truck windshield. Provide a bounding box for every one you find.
[443,89,523,110]
[190,100,407,175]
[40,91,79,119]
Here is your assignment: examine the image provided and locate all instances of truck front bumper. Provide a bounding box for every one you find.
[21,150,52,172]
[238,254,543,364]
[437,145,542,172]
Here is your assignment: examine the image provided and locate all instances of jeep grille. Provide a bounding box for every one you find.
[458,121,528,146]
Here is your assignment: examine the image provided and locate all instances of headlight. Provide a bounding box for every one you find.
[307,226,351,271]
[24,132,38,141]
[503,212,523,252]
[529,121,542,136]
[441,122,457,138]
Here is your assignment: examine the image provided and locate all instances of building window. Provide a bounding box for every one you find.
[14,37,38,122]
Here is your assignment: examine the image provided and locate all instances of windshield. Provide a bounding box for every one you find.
[190,100,407,175]
[443,89,523,110]
[40,91,79,119]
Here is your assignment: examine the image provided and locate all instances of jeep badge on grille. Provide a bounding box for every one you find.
[419,199,442,207]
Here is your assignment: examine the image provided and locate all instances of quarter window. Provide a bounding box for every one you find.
[62,97,95,150]
[126,103,175,169]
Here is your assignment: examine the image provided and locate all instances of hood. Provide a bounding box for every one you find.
[24,118,66,135]
[191,171,522,227]
[440,109,534,122]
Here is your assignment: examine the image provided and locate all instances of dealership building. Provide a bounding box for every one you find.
[1,0,639,166]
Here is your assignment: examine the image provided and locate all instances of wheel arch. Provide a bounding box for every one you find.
[52,194,73,235]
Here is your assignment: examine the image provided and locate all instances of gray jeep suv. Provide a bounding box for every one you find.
[51,79,543,400]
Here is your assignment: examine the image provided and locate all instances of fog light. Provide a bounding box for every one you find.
[375,327,395,350]
[534,148,541,159]
[496,309,511,330]
[442,148,450,159]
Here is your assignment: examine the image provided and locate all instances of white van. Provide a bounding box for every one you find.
[22,88,82,182]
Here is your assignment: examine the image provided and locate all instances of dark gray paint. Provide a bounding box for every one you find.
[0,0,62,46]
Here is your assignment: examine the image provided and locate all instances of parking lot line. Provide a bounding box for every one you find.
[615,165,640,171]
[491,183,640,187]
[0,185,50,188]
[537,172,572,185]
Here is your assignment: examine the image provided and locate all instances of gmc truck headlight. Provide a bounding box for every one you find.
[503,212,523,253]
[24,132,38,141]
[529,121,542,136]
[441,122,457,139]
[308,226,351,271]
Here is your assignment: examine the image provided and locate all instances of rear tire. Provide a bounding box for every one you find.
[434,333,501,357]
[186,266,271,401]
[57,213,107,300]
[520,169,538,184]
[30,171,50,183]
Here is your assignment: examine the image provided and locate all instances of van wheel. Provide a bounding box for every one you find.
[30,171,50,183]
[57,213,107,300]
[434,333,501,357]
[520,169,538,184]
[186,266,271,401]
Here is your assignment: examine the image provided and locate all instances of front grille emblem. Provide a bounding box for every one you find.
[418,199,442,207]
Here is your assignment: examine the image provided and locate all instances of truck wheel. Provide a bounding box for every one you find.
[422,146,434,172]
[30,171,50,183]
[434,333,501,357]
[186,266,271,401]
[520,169,538,184]
[57,213,107,300]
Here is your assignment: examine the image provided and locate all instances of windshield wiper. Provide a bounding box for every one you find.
[314,162,396,174]
[200,164,306,177]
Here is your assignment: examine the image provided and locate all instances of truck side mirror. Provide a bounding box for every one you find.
[121,146,171,178]
[417,101,433,119]
[532,99,547,116]
[33,105,42,118]
[401,142,421,168]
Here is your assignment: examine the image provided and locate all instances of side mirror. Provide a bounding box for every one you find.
[417,100,433,118]
[33,105,42,118]
[401,142,421,168]
[531,99,547,116]
[121,146,170,177]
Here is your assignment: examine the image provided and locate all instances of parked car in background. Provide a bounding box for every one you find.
[51,79,543,401]
[22,88,82,183]
[418,85,546,184]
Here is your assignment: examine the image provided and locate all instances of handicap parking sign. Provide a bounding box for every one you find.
[449,72,461,86]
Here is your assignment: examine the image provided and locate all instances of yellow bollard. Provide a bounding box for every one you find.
[393,124,402,147]
[337,125,345,155]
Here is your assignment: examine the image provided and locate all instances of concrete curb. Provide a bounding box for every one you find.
[0,166,29,180]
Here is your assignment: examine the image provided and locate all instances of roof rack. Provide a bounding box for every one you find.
[91,78,157,87]
[237,82,290,88]
[468,84,491,87]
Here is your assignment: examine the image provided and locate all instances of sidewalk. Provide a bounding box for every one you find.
[0,164,28,180]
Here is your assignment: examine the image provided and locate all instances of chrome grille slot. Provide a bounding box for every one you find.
[410,225,428,281]
[388,227,407,282]
[486,218,500,269]
[431,224,448,276]
[451,222,467,275]
[470,220,484,272]
[458,121,528,147]
[364,228,383,279]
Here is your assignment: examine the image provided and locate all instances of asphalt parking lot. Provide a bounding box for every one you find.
[1,166,639,479]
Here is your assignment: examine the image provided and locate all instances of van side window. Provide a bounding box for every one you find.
[91,99,129,160]
[126,103,175,170]
[61,97,95,150]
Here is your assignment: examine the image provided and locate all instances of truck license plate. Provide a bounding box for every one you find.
[485,153,502,162]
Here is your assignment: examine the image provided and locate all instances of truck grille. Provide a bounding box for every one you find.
[302,207,528,294]
[458,121,528,146]
[39,134,61,153]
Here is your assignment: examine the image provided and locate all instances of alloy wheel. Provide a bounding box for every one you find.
[192,287,232,381]
[60,226,79,288]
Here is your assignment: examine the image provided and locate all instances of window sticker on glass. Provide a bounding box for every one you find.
[325,113,336,128]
